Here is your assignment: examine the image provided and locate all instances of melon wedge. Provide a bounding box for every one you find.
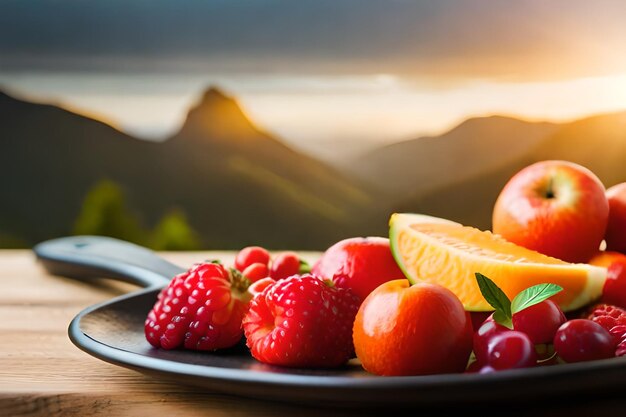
[389,213,606,312]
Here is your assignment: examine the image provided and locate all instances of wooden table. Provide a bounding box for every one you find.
[1,250,625,416]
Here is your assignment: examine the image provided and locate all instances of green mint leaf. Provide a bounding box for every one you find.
[299,259,312,274]
[511,283,563,315]
[493,310,513,330]
[475,272,512,328]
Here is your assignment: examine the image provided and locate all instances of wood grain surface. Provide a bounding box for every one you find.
[0,250,625,417]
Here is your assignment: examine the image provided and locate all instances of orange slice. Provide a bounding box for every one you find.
[389,213,606,312]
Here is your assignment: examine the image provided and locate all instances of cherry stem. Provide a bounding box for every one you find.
[536,350,558,364]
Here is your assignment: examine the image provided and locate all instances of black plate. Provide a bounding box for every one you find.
[34,236,626,407]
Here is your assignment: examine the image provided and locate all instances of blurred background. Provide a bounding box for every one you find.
[1,0,626,250]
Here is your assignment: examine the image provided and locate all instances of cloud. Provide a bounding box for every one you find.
[1,0,626,81]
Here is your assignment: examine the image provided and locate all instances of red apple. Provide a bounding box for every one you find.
[492,160,608,263]
[311,237,406,301]
[605,182,626,254]
[589,251,626,308]
[588,250,626,268]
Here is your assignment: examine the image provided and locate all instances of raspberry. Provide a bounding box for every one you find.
[609,325,626,357]
[242,274,360,368]
[586,303,626,357]
[587,303,626,329]
[145,262,251,351]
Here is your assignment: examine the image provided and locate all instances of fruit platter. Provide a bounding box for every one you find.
[37,160,626,406]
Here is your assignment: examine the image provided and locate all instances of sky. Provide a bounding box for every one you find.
[1,0,626,161]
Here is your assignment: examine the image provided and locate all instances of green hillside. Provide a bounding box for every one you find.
[397,112,626,230]
[0,88,383,250]
[352,116,558,196]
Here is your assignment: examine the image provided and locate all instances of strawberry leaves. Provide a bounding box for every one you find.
[474,272,563,329]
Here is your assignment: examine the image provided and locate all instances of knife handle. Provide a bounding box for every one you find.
[33,236,185,288]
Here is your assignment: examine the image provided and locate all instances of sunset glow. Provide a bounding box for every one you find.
[3,71,626,161]
[2,1,626,162]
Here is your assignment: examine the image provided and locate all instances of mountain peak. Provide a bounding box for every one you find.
[199,86,232,105]
[173,85,265,143]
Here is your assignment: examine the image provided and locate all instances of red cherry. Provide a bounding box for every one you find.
[478,365,497,374]
[242,262,269,282]
[485,331,537,370]
[554,319,615,363]
[269,252,301,280]
[602,261,626,309]
[235,246,270,271]
[512,300,566,344]
[473,317,508,364]
[470,311,491,331]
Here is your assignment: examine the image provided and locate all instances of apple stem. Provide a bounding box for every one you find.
[546,177,555,199]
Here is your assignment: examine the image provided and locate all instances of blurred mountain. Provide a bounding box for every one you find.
[395,112,626,230]
[0,88,381,250]
[4,86,625,249]
[351,115,559,196]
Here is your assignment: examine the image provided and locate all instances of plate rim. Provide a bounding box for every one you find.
[68,287,626,392]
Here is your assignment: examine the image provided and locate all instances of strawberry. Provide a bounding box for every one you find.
[145,262,251,351]
[242,274,360,368]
